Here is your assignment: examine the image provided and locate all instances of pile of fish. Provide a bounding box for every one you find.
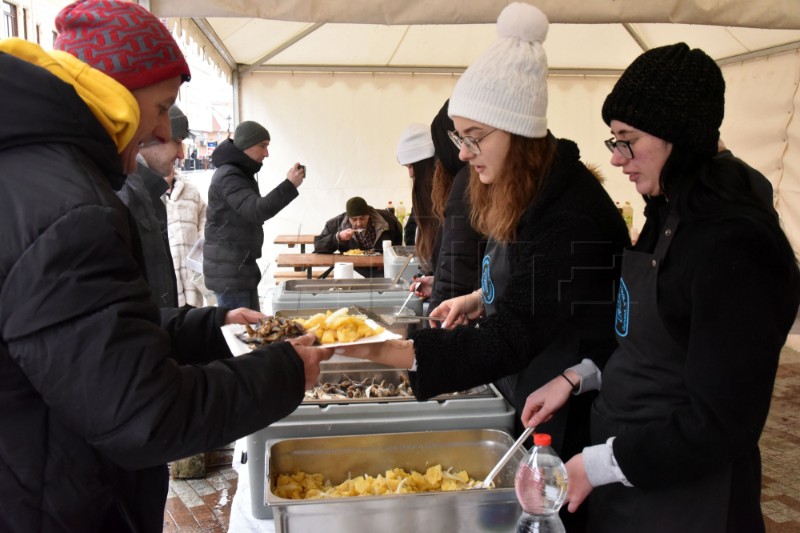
[304,374,413,401]
[237,316,307,347]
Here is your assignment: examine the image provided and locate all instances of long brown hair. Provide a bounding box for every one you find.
[469,134,556,242]
[431,159,454,222]
[411,157,439,270]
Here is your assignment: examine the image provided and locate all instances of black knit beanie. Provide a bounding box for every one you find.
[602,43,725,154]
[233,121,270,150]
[430,99,466,177]
[345,197,370,217]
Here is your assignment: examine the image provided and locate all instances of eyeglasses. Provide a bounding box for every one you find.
[604,137,634,159]
[448,128,497,155]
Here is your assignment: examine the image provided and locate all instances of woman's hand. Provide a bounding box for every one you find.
[430,291,483,329]
[412,276,433,300]
[288,333,334,390]
[224,307,265,325]
[333,339,415,369]
[520,372,576,427]
[564,454,593,513]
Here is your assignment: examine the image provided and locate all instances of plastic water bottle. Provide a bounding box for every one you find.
[622,201,634,230]
[396,201,408,224]
[514,433,567,533]
[386,200,395,214]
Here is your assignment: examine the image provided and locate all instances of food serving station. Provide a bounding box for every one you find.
[272,278,424,317]
[240,305,516,522]
[267,429,525,532]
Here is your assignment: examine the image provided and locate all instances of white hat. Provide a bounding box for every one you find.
[449,2,549,138]
[396,123,435,165]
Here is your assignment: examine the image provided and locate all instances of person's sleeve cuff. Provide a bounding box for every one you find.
[568,358,602,394]
[583,438,633,488]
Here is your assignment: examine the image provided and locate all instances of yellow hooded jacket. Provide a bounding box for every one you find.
[0,37,139,153]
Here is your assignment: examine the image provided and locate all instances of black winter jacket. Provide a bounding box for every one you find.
[428,165,485,311]
[117,159,178,307]
[0,52,306,533]
[410,138,630,455]
[204,139,299,292]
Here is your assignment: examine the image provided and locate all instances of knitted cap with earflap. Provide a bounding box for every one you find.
[602,43,725,154]
[54,0,190,91]
[448,2,549,138]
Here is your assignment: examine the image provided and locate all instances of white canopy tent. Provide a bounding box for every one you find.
[146,1,800,339]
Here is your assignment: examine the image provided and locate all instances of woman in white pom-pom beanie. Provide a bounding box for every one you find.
[337,5,629,527]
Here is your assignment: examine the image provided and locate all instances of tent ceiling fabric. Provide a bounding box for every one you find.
[152,0,800,28]
[154,1,800,78]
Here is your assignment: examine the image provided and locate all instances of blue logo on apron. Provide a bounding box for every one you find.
[615,278,630,337]
[481,255,495,305]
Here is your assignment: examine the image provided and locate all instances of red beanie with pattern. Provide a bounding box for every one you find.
[54,0,191,91]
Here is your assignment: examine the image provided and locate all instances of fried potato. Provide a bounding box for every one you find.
[273,465,480,500]
[293,308,385,344]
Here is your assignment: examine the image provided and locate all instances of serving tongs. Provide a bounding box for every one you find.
[476,425,535,489]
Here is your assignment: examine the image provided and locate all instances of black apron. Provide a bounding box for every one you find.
[482,240,516,398]
[481,241,581,451]
[590,213,732,532]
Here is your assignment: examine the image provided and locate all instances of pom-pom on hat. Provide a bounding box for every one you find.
[54,0,191,91]
[602,42,725,154]
[233,121,270,150]
[169,105,189,140]
[346,197,371,217]
[449,2,550,138]
[396,123,435,165]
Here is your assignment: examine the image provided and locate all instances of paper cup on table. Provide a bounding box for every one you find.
[333,262,354,279]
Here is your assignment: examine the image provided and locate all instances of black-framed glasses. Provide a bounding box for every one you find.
[448,128,497,155]
[604,137,634,159]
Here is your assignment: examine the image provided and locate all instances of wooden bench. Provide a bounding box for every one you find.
[272,269,327,283]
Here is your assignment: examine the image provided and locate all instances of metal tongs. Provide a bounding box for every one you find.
[477,426,535,489]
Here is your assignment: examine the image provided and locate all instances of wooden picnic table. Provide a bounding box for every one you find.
[275,253,384,279]
[273,234,316,253]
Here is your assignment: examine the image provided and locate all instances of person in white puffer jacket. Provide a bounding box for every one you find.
[165,164,207,307]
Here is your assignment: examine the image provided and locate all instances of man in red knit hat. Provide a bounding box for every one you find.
[0,1,332,531]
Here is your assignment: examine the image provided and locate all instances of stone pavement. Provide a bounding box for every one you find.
[163,347,800,532]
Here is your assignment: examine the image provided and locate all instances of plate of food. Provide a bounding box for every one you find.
[342,249,381,256]
[222,308,402,356]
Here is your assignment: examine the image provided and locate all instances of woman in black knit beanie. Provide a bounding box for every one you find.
[522,42,800,532]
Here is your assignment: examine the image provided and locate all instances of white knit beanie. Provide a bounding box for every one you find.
[449,2,549,138]
[396,123,436,165]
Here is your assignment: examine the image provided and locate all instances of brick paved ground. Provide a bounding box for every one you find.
[163,347,800,532]
[162,447,237,532]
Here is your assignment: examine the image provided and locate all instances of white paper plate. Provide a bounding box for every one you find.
[221,321,401,356]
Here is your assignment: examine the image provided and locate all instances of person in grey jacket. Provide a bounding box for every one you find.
[117,106,186,308]
[204,121,305,311]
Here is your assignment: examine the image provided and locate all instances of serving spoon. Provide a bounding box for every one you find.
[477,425,535,489]
[395,289,416,317]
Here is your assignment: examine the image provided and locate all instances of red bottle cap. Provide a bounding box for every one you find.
[533,433,552,446]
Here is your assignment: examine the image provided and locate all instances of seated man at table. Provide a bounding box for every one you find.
[314,196,403,277]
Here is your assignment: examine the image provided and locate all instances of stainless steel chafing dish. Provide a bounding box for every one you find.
[272,279,424,316]
[267,429,524,532]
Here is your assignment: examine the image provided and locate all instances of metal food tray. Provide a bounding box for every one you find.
[282,278,409,293]
[267,429,524,532]
[245,361,515,519]
[301,361,495,404]
[273,280,424,316]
